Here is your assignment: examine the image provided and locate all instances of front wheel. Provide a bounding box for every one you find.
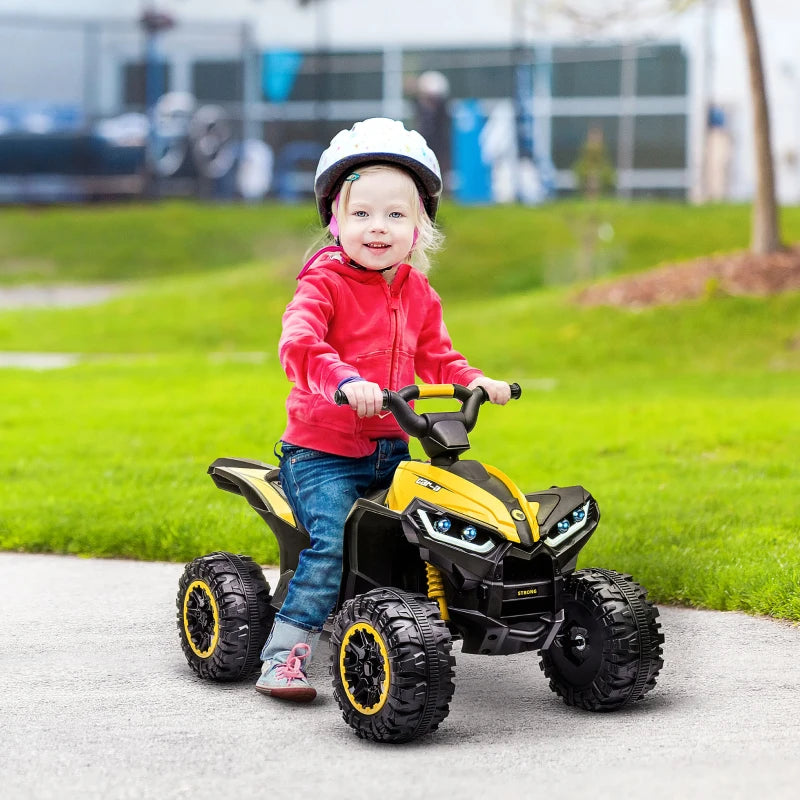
[330,588,455,743]
[177,551,274,681]
[540,568,664,711]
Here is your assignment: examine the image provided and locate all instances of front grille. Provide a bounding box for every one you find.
[499,554,554,620]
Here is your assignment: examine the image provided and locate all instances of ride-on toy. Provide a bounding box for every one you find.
[177,383,664,743]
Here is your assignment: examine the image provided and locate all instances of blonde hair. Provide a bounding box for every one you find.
[306,163,444,274]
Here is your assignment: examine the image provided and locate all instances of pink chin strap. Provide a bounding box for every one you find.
[329,192,342,238]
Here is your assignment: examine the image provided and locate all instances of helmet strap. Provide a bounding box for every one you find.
[347,258,396,274]
[328,191,342,239]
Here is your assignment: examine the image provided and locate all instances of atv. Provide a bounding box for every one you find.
[177,383,664,743]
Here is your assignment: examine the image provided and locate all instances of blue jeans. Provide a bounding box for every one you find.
[276,438,410,632]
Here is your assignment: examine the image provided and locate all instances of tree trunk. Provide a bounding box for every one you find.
[737,0,782,254]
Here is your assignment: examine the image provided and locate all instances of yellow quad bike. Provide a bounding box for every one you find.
[177,383,664,743]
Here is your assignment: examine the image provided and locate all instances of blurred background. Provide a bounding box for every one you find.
[0,0,797,207]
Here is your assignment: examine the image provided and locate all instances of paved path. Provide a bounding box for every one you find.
[2,552,799,799]
[0,284,121,310]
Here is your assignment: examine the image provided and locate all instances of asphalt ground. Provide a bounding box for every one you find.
[3,552,799,799]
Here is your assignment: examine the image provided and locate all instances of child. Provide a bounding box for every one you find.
[257,117,510,701]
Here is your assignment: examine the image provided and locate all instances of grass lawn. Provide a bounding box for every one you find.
[1,201,798,620]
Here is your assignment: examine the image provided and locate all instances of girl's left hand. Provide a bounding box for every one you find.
[467,376,512,405]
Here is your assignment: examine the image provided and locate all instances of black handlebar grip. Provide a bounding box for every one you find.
[334,388,391,410]
[510,382,522,400]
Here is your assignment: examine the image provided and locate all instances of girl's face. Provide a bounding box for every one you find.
[336,168,417,272]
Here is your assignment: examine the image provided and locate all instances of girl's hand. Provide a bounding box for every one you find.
[467,376,512,405]
[341,380,385,418]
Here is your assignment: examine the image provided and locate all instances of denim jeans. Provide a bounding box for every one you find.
[276,438,409,632]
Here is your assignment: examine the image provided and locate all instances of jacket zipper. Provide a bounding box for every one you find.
[387,283,400,389]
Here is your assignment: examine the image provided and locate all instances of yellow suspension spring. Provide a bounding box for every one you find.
[425,562,449,621]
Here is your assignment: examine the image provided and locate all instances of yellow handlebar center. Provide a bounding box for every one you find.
[417,384,456,399]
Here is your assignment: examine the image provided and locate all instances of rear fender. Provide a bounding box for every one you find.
[209,457,294,524]
[208,457,310,591]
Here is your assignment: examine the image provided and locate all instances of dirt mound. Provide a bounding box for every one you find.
[575,244,800,309]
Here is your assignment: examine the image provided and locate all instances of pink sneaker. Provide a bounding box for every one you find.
[256,643,316,702]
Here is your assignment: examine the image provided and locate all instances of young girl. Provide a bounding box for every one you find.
[257,117,510,701]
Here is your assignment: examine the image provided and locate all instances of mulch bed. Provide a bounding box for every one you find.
[574,244,800,309]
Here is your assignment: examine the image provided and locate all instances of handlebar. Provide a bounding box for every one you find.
[333,382,521,439]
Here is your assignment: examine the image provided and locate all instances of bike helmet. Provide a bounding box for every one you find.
[314,117,442,227]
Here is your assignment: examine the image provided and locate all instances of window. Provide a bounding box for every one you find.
[633,115,687,169]
[192,60,244,102]
[552,46,622,98]
[123,61,171,107]
[636,45,687,96]
[280,51,383,102]
[403,48,522,99]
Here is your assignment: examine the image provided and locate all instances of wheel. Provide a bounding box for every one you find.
[330,588,455,743]
[540,568,664,711]
[176,551,274,681]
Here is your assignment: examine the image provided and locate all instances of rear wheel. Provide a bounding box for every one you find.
[540,568,664,710]
[177,551,274,681]
[330,588,455,743]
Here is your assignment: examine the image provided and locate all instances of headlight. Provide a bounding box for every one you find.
[462,525,478,542]
[547,500,592,545]
[417,509,496,554]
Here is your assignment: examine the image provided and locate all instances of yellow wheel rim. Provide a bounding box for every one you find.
[339,622,391,715]
[183,580,220,658]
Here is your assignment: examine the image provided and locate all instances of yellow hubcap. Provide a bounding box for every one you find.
[339,622,391,715]
[183,580,220,658]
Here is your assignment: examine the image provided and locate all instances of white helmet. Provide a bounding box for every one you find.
[314,117,442,226]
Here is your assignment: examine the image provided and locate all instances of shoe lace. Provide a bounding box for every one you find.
[275,643,311,683]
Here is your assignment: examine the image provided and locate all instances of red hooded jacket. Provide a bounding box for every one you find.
[279,248,483,457]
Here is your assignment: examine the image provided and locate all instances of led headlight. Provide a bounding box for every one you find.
[546,500,592,546]
[461,525,478,542]
[416,509,496,554]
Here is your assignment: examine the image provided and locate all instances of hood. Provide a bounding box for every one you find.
[297,245,411,287]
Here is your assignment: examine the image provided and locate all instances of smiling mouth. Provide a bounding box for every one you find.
[365,242,390,249]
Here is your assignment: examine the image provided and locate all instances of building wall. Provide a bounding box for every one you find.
[0,0,798,203]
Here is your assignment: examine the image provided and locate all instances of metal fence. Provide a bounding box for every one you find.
[0,12,690,204]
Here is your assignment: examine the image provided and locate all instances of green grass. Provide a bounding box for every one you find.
[0,201,316,285]
[1,200,799,620]
[4,199,800,297]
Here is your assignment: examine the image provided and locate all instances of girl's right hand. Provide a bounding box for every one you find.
[341,380,385,418]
